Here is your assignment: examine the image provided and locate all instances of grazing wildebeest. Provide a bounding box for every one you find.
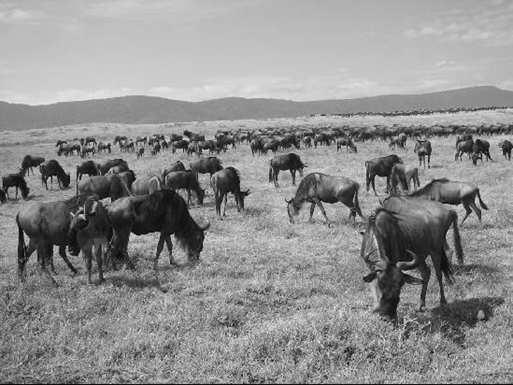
[98,159,129,175]
[113,135,127,146]
[56,140,67,148]
[80,145,96,158]
[456,134,473,148]
[190,157,223,179]
[68,197,112,284]
[131,174,163,195]
[498,139,513,160]
[414,139,432,168]
[2,172,30,200]
[408,178,488,224]
[161,161,186,180]
[116,170,137,190]
[21,155,45,176]
[210,167,250,217]
[77,174,132,201]
[472,139,492,161]
[16,195,93,285]
[137,147,144,159]
[40,160,71,190]
[286,172,363,225]
[336,137,357,153]
[360,196,463,320]
[107,190,210,288]
[57,143,81,156]
[76,160,100,184]
[80,136,97,147]
[389,164,420,194]
[164,171,205,206]
[455,139,474,161]
[268,153,306,188]
[171,139,189,153]
[389,134,407,150]
[313,133,332,147]
[136,136,148,146]
[365,154,403,195]
[97,142,111,154]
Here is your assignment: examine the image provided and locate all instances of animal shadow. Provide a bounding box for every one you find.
[408,296,505,345]
[453,263,499,276]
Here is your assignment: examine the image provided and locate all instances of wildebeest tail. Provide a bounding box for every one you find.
[450,210,464,266]
[16,214,27,281]
[476,189,488,210]
[364,161,370,190]
[353,185,363,217]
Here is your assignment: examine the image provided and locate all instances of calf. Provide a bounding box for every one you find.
[365,154,403,195]
[210,167,250,217]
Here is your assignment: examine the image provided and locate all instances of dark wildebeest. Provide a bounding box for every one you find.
[137,147,144,159]
[21,155,45,176]
[131,174,164,195]
[286,172,363,226]
[472,139,492,161]
[107,190,210,289]
[365,154,403,195]
[210,167,250,217]
[190,157,223,180]
[80,145,96,158]
[57,143,81,157]
[80,136,97,147]
[161,161,186,181]
[336,137,357,153]
[164,171,205,206]
[0,189,6,203]
[408,178,488,224]
[250,138,263,156]
[390,164,420,194]
[389,134,407,150]
[171,139,189,153]
[414,139,432,168]
[97,142,112,154]
[113,135,127,146]
[2,172,30,200]
[16,194,94,285]
[77,174,132,201]
[40,159,71,190]
[56,140,67,148]
[98,159,129,175]
[268,153,306,188]
[360,196,463,320]
[498,139,513,160]
[67,197,112,284]
[76,160,100,192]
[151,142,161,156]
[455,139,474,161]
[456,134,473,148]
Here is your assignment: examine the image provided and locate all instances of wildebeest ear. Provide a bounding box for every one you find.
[363,271,377,282]
[403,273,423,285]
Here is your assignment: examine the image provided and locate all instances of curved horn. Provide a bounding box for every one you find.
[285,198,293,204]
[396,249,421,271]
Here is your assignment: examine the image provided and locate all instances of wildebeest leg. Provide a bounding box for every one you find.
[315,200,330,225]
[468,198,482,222]
[84,244,93,284]
[59,245,78,275]
[416,260,431,312]
[164,236,175,265]
[427,154,431,168]
[431,252,447,306]
[274,168,279,188]
[154,233,165,276]
[38,244,58,287]
[371,174,377,196]
[460,201,473,225]
[95,243,104,283]
[223,193,228,216]
[291,169,296,185]
[308,202,316,223]
[187,189,191,206]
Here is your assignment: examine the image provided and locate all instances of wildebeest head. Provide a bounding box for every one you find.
[285,198,300,224]
[360,212,423,321]
[67,197,102,256]
[235,189,250,212]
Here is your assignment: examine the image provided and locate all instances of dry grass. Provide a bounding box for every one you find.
[0,112,512,383]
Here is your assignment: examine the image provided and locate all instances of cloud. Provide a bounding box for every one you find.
[0,7,45,24]
[404,2,513,46]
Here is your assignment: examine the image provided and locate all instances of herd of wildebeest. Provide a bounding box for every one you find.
[2,119,513,321]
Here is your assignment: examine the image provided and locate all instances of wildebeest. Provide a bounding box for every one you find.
[21,155,45,176]
[131,174,164,195]
[98,159,129,175]
[250,138,264,156]
[97,142,112,154]
[161,161,186,180]
[360,196,463,320]
[16,195,93,285]
[455,139,474,161]
[164,171,205,206]
[57,143,81,156]
[336,137,357,153]
[76,160,100,192]
[498,139,513,160]
[107,190,210,288]
[80,145,96,158]
[286,172,363,225]
[151,142,161,156]
[210,167,250,217]
[472,138,492,161]
[40,159,71,190]
[414,139,432,168]
[268,153,306,188]
[389,164,420,194]
[365,154,403,195]
[2,172,30,200]
[190,157,223,179]
[77,174,132,201]
[137,147,144,159]
[68,197,112,284]
[171,139,189,153]
[389,134,407,150]
[408,178,488,224]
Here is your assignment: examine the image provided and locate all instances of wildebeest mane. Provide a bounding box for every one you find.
[408,178,449,197]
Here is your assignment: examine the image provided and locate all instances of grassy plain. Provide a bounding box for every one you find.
[0,111,512,383]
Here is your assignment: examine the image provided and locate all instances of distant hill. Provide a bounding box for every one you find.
[1,85,513,130]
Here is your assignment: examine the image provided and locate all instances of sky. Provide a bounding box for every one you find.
[1,0,513,105]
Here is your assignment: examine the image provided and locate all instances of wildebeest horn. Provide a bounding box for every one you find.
[285,198,292,204]
[396,249,420,271]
